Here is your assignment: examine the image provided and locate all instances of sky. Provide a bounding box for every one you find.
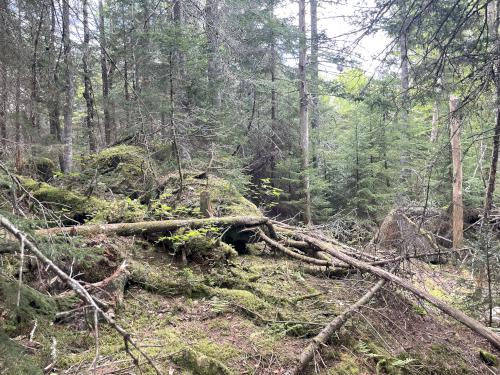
[276,0,392,77]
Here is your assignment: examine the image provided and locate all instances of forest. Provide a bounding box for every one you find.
[0,0,500,373]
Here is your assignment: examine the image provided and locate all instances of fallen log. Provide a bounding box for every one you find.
[294,233,500,350]
[257,229,330,266]
[35,216,267,237]
[0,214,163,374]
[291,272,391,374]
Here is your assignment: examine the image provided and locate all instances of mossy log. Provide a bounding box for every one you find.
[35,216,268,237]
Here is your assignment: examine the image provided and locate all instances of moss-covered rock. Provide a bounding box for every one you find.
[29,157,56,182]
[18,177,146,223]
[82,145,155,197]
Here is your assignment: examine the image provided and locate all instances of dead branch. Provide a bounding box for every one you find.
[257,228,331,266]
[291,271,392,374]
[294,231,500,350]
[0,214,163,375]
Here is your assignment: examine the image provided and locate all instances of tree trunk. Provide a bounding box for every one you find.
[430,98,439,142]
[449,94,463,249]
[61,0,73,173]
[29,11,44,130]
[99,0,112,145]
[484,0,500,221]
[83,0,97,153]
[14,0,22,172]
[206,0,221,109]
[298,0,312,225]
[169,52,183,196]
[310,0,319,168]
[48,0,62,142]
[0,0,7,152]
[35,216,267,237]
[399,18,410,183]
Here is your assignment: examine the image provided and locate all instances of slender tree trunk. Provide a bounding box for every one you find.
[169,52,183,196]
[30,11,44,130]
[483,0,500,327]
[310,0,319,168]
[399,20,410,183]
[0,0,7,152]
[298,0,311,225]
[83,0,97,152]
[99,0,112,145]
[449,94,463,249]
[206,0,221,109]
[484,0,500,220]
[61,0,74,173]
[14,0,22,172]
[430,99,439,142]
[0,60,6,152]
[48,0,62,142]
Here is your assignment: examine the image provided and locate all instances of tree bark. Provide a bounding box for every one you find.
[61,0,74,173]
[83,0,97,153]
[298,0,312,225]
[296,233,500,350]
[99,0,113,145]
[449,94,463,249]
[35,216,267,237]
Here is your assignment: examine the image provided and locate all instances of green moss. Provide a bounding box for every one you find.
[172,348,233,375]
[29,157,55,182]
[328,352,361,375]
[211,288,272,317]
[129,261,210,297]
[479,350,498,366]
[0,329,43,374]
[82,145,154,197]
[411,304,427,316]
[19,177,147,223]
[0,275,77,334]
[193,339,240,362]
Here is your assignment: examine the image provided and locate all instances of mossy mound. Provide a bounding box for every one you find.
[81,145,155,198]
[152,173,261,220]
[28,157,56,182]
[17,177,146,224]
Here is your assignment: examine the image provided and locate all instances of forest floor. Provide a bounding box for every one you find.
[3,235,499,374]
[0,146,499,374]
